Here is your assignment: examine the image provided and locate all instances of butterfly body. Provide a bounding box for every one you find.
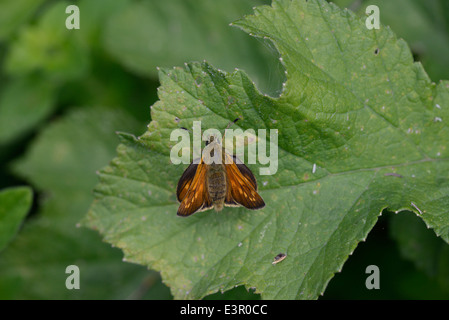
[176,132,265,217]
[206,164,227,211]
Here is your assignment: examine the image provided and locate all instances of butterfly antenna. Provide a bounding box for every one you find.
[229,118,240,128]
[223,117,240,140]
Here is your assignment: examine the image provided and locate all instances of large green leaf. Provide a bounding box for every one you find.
[85,0,449,299]
[0,186,32,252]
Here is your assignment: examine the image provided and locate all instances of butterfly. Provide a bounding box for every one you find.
[176,120,265,217]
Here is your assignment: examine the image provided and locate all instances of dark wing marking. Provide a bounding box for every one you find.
[176,160,200,202]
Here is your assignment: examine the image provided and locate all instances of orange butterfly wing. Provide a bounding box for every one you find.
[224,154,265,210]
[177,159,213,216]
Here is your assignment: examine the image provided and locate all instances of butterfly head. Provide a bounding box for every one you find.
[203,134,222,161]
[205,134,221,146]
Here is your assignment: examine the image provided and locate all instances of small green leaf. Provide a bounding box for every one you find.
[355,0,449,82]
[5,1,89,82]
[102,0,282,94]
[0,186,32,252]
[86,0,449,299]
[0,107,163,299]
[0,76,55,146]
[0,0,46,41]
[390,212,449,292]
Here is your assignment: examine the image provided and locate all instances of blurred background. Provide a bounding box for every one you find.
[0,0,448,299]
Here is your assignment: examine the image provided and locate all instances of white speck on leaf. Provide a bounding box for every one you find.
[411,202,423,215]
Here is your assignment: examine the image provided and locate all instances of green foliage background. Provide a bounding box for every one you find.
[0,0,448,299]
